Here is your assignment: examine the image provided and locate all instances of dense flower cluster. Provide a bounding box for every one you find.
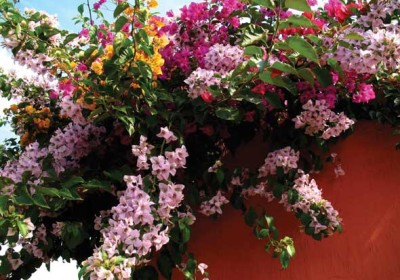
[0,122,105,194]
[327,2,400,75]
[293,100,354,140]
[258,147,299,177]
[83,130,191,279]
[280,171,341,234]
[255,147,342,235]
[48,122,105,174]
[160,0,245,77]
[0,142,48,195]
[184,44,244,99]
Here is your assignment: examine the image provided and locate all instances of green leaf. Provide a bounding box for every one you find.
[36,187,60,198]
[313,67,333,88]
[306,34,323,46]
[252,0,275,8]
[113,32,127,56]
[245,207,258,227]
[265,92,283,109]
[84,179,113,192]
[77,4,84,14]
[286,244,296,257]
[215,107,241,121]
[15,23,21,35]
[287,189,298,204]
[13,185,33,206]
[285,0,311,12]
[241,24,265,47]
[259,228,270,238]
[286,36,319,64]
[62,176,85,189]
[271,61,298,76]
[84,46,98,59]
[279,250,290,269]
[114,2,130,17]
[298,68,315,86]
[78,266,88,280]
[157,250,174,280]
[59,189,82,200]
[62,223,87,250]
[259,71,297,95]
[0,195,8,213]
[31,194,50,209]
[327,58,344,79]
[344,32,364,41]
[63,33,78,45]
[17,220,28,237]
[114,16,128,33]
[244,46,264,57]
[0,256,11,275]
[281,15,318,29]
[216,169,225,184]
[179,221,191,243]
[265,215,274,227]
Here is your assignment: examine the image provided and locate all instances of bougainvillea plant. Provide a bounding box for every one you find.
[0,0,399,278]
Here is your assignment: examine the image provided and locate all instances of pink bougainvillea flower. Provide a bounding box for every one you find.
[251,83,266,95]
[156,127,178,143]
[200,91,213,103]
[199,125,214,137]
[352,83,376,103]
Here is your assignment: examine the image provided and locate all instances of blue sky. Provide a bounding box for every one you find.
[16,0,197,31]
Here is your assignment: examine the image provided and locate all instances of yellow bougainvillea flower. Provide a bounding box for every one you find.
[147,0,158,9]
[10,104,18,112]
[91,60,104,75]
[104,45,114,60]
[25,105,35,115]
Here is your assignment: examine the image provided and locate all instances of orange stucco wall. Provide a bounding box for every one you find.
[181,121,400,280]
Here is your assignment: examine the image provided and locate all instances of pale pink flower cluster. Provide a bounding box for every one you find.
[0,142,48,195]
[49,123,105,174]
[199,191,230,216]
[24,8,60,29]
[15,50,53,75]
[184,44,244,99]
[241,181,274,201]
[293,100,354,140]
[131,136,154,170]
[59,96,88,125]
[2,70,57,106]
[258,147,299,178]
[327,1,400,75]
[84,175,170,279]
[279,171,341,234]
[156,126,178,143]
[204,44,244,74]
[0,123,104,195]
[84,134,191,279]
[158,182,185,218]
[132,127,188,180]
[21,222,47,261]
[184,68,221,98]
